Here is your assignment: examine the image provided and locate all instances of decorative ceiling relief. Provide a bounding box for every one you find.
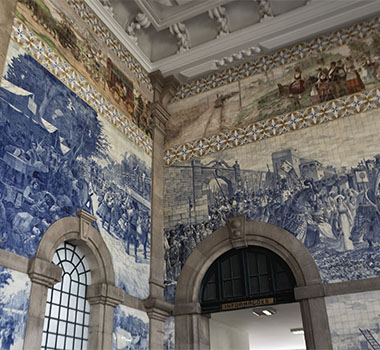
[126,12,152,43]
[169,22,190,53]
[208,6,230,39]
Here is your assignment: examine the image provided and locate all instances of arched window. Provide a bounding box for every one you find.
[41,242,91,350]
[200,246,296,313]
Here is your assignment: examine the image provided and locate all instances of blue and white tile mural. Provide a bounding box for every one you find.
[164,317,175,350]
[164,108,380,302]
[113,305,149,350]
[0,266,30,350]
[326,290,380,350]
[0,42,152,298]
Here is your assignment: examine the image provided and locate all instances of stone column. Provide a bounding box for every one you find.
[24,258,62,350]
[174,303,210,350]
[86,283,124,350]
[0,0,17,80]
[149,100,170,298]
[148,71,179,349]
[295,285,333,349]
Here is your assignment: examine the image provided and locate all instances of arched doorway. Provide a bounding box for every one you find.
[200,246,304,349]
[173,217,332,350]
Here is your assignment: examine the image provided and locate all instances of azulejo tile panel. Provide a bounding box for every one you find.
[173,17,380,101]
[164,88,380,166]
[11,18,152,155]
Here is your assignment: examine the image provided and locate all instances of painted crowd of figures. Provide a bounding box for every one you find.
[164,155,380,300]
[0,52,151,265]
[281,53,380,109]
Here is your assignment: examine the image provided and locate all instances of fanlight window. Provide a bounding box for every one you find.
[41,242,91,350]
[200,247,296,313]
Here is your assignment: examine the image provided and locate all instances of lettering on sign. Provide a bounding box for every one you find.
[221,297,274,311]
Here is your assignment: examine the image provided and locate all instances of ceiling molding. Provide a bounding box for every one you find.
[84,0,380,80]
[84,0,153,71]
[152,0,380,76]
[134,0,231,30]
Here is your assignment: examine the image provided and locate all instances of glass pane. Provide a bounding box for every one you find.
[231,255,241,277]
[67,323,74,337]
[52,290,60,304]
[222,259,231,279]
[58,321,66,335]
[78,285,86,298]
[68,309,76,323]
[259,276,271,293]
[57,335,65,350]
[223,280,233,298]
[51,305,59,318]
[60,307,67,320]
[247,252,258,275]
[49,319,58,333]
[65,337,73,349]
[71,282,79,295]
[41,332,47,346]
[74,338,82,350]
[76,312,84,324]
[47,334,56,348]
[62,275,70,292]
[276,272,291,290]
[233,279,243,296]
[75,325,83,338]
[204,283,216,301]
[257,254,268,274]
[250,276,259,294]
[61,293,69,307]
[77,298,85,310]
[69,296,77,309]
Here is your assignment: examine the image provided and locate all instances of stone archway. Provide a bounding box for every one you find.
[24,210,124,350]
[174,217,332,350]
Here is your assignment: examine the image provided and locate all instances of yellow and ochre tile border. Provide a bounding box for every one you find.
[173,16,380,101]
[11,18,153,155]
[65,0,152,93]
[164,89,380,166]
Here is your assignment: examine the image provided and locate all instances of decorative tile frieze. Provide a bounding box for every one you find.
[164,88,380,166]
[11,18,152,155]
[65,0,152,93]
[173,17,380,101]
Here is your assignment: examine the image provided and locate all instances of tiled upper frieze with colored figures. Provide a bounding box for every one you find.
[166,17,380,149]
[15,0,153,138]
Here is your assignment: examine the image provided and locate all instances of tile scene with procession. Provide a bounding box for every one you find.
[164,107,380,302]
[0,41,152,299]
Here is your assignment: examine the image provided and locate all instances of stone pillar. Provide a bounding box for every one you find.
[86,283,124,350]
[295,285,333,349]
[0,0,17,80]
[144,298,173,350]
[149,100,170,298]
[148,71,179,349]
[24,258,62,350]
[174,303,210,350]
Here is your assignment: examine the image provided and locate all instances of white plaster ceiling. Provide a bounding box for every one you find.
[87,0,380,81]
